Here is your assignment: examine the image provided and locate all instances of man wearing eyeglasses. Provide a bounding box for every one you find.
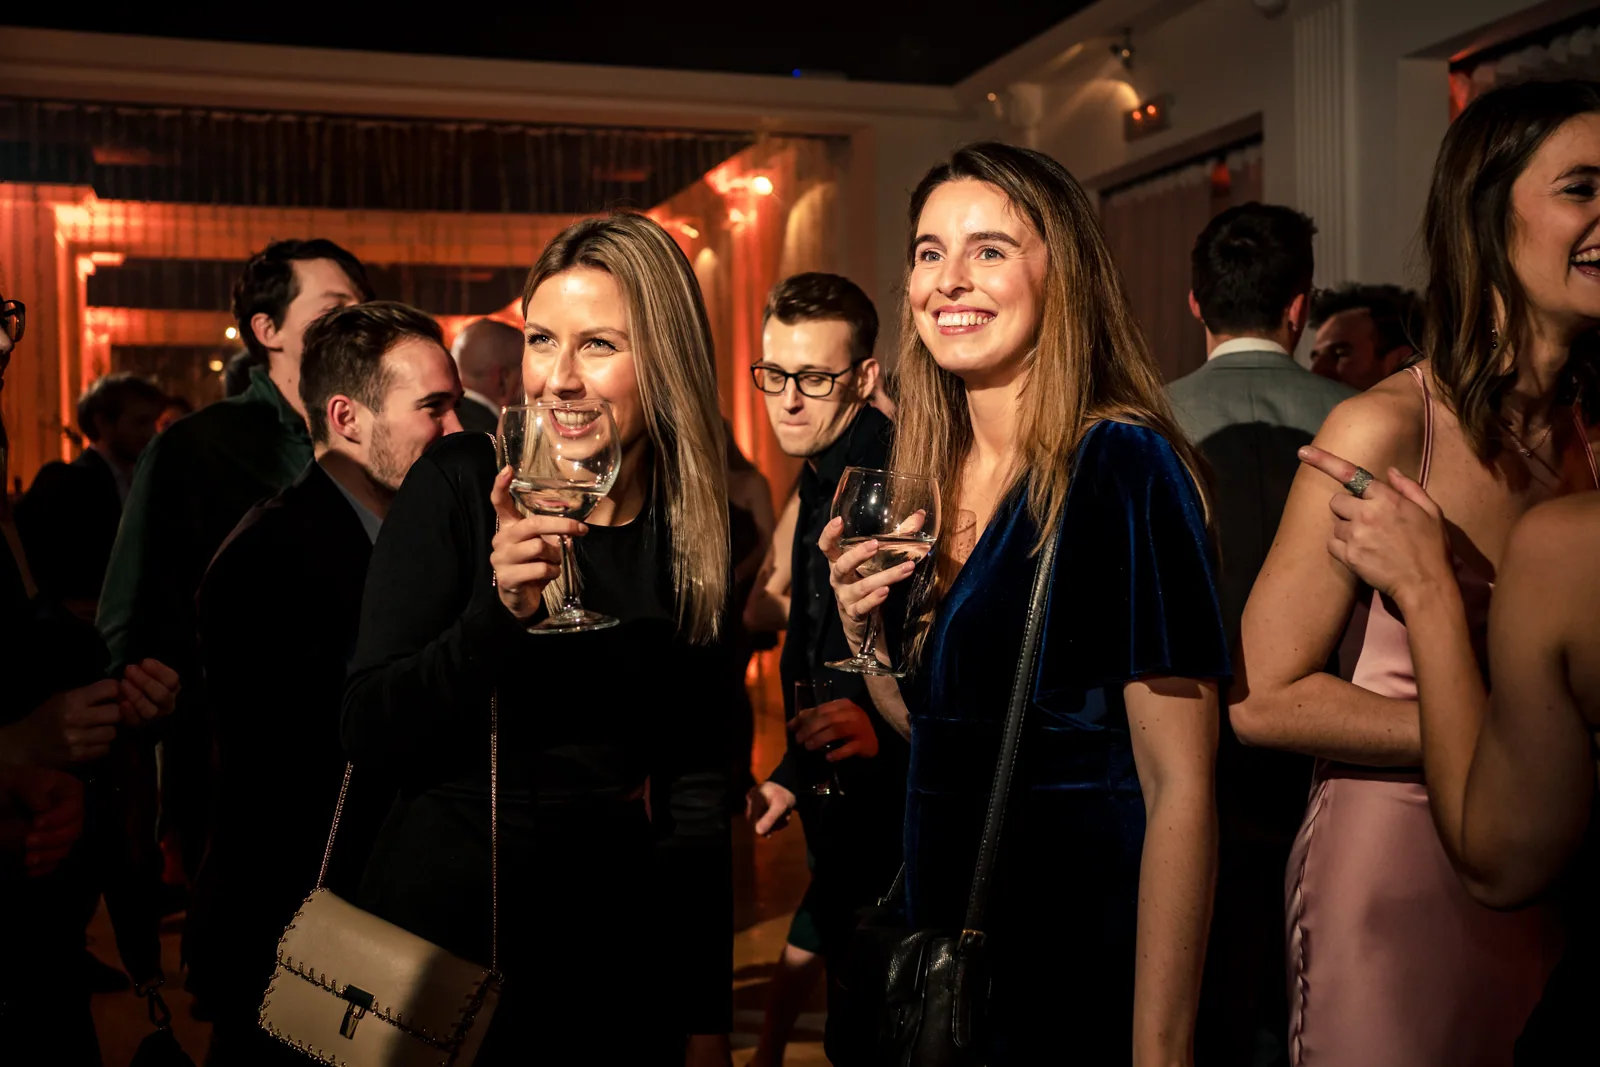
[741,272,905,1066]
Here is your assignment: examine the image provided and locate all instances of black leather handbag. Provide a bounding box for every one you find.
[824,526,1059,1067]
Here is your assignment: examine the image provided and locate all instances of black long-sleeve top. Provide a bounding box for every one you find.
[341,432,732,1036]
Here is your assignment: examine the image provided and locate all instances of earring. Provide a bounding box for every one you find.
[1489,325,1499,352]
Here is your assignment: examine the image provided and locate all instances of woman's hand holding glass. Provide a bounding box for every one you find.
[489,466,588,621]
[818,515,921,666]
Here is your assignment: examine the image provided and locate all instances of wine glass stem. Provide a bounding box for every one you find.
[858,609,881,665]
[558,534,582,617]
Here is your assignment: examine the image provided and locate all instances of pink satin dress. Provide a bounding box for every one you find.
[1284,368,1594,1066]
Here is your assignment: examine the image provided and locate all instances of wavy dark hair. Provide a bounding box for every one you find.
[1422,78,1600,458]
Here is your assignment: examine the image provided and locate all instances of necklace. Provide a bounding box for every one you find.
[1501,413,1557,458]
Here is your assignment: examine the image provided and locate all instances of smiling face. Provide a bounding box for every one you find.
[1508,112,1600,338]
[522,267,644,452]
[908,179,1049,386]
[366,337,463,491]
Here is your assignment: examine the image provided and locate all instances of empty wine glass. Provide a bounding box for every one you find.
[496,399,621,634]
[826,466,941,677]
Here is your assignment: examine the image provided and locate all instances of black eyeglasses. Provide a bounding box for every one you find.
[0,299,23,344]
[750,360,862,399]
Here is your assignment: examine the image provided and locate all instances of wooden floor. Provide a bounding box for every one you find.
[87,649,829,1064]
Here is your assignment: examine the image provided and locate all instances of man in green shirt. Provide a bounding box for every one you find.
[97,239,373,881]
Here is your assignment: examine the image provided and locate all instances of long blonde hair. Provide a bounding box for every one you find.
[521,214,729,643]
[893,143,1209,659]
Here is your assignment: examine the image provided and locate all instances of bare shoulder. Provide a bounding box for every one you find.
[1506,493,1600,565]
[1310,365,1429,480]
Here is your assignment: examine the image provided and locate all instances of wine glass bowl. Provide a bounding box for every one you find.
[497,399,622,633]
[827,467,941,677]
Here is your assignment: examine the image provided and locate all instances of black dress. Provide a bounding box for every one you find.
[341,433,732,1063]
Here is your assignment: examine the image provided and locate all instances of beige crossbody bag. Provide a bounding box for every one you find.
[257,691,504,1066]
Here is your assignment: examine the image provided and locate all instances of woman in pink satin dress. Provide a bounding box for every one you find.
[1230,78,1600,1067]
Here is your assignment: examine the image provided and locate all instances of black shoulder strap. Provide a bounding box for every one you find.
[961,523,1059,933]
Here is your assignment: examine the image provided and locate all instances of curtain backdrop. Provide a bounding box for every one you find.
[0,94,843,497]
[1100,143,1263,383]
[1452,21,1600,116]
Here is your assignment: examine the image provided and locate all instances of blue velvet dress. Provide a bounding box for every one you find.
[903,421,1230,1065]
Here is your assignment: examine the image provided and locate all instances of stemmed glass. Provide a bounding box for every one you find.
[496,399,621,634]
[826,466,941,677]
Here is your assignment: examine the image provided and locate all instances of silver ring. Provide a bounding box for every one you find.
[1343,466,1374,497]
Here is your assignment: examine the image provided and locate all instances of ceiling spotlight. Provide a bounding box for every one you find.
[1110,29,1134,70]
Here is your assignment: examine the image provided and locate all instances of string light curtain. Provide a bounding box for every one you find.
[1100,142,1264,382]
[0,96,778,488]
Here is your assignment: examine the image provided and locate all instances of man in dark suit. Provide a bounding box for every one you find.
[743,273,903,1066]
[15,373,167,620]
[450,317,522,435]
[188,301,461,1064]
[1167,203,1354,1067]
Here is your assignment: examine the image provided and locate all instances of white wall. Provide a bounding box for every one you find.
[1016,0,1569,289]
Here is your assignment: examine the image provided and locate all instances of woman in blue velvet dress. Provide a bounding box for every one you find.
[822,143,1230,1065]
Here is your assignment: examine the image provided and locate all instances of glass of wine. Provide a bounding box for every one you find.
[795,678,844,798]
[496,398,621,634]
[826,466,941,677]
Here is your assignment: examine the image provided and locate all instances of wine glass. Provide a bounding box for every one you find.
[826,467,941,677]
[795,678,844,798]
[496,399,621,634]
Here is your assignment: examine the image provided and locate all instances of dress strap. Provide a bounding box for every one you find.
[1408,366,1436,489]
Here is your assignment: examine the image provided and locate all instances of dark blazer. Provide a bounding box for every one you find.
[1168,349,1355,636]
[15,447,122,613]
[455,395,500,436]
[185,461,390,1016]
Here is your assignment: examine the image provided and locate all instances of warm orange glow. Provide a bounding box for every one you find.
[1146,103,1157,115]
[1131,110,1143,121]
[89,251,126,267]
[208,359,225,372]
[751,175,774,196]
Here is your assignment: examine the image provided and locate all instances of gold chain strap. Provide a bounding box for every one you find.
[313,764,352,890]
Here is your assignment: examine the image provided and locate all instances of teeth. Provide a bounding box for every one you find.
[936,311,995,327]
[553,408,596,428]
[1573,248,1600,264]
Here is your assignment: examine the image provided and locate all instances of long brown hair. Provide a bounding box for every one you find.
[1422,78,1600,459]
[892,143,1208,659]
[521,213,729,643]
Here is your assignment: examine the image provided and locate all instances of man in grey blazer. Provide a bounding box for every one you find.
[1168,203,1353,1067]
[450,317,523,435]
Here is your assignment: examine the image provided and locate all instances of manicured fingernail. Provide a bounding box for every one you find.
[900,561,916,571]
